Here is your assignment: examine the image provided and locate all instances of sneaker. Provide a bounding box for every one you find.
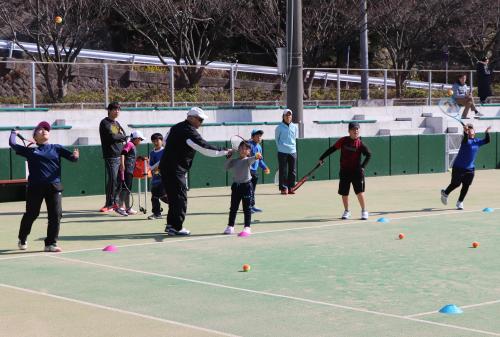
[341,210,351,220]
[18,240,27,250]
[252,206,263,212]
[440,189,448,205]
[474,111,484,117]
[114,208,128,216]
[250,208,256,214]
[456,201,464,210]
[147,214,162,220]
[361,210,369,220]
[223,226,235,235]
[280,189,288,195]
[167,227,191,236]
[44,245,62,252]
[240,227,252,235]
[99,206,112,212]
[126,208,138,215]
[288,189,296,195]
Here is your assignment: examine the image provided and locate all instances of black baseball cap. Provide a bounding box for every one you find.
[348,122,360,130]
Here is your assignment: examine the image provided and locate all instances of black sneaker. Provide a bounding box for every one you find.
[148,214,162,220]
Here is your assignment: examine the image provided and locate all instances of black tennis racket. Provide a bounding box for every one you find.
[14,131,35,147]
[117,170,134,211]
[290,162,324,193]
[229,135,249,151]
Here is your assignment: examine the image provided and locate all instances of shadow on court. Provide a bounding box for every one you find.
[48,232,224,242]
[369,208,447,216]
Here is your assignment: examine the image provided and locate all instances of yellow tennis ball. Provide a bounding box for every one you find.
[55,16,63,24]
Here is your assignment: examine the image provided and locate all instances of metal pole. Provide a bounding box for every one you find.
[346,45,350,89]
[103,64,109,108]
[469,70,474,96]
[169,65,175,107]
[384,69,388,106]
[31,62,36,108]
[428,70,432,105]
[286,0,304,137]
[230,65,235,107]
[337,68,341,106]
[360,0,369,100]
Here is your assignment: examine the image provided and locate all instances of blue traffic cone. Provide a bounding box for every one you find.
[439,304,463,314]
[377,217,390,223]
[483,207,494,213]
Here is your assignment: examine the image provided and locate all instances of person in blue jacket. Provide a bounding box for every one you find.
[248,129,270,212]
[441,123,491,210]
[9,121,79,252]
[275,109,298,194]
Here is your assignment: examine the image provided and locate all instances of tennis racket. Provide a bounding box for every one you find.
[117,170,134,211]
[437,97,465,126]
[289,162,324,193]
[15,131,35,147]
[229,135,249,151]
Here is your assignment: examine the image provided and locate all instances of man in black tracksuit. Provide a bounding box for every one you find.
[160,107,229,236]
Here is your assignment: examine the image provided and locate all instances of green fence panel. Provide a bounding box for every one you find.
[61,145,105,197]
[390,136,419,175]
[474,132,497,170]
[10,148,27,179]
[361,136,390,177]
[297,138,330,181]
[328,137,341,180]
[0,148,10,180]
[189,141,227,188]
[261,139,279,184]
[418,134,445,173]
[497,133,500,168]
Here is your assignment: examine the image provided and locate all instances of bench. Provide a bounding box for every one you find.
[128,123,222,128]
[313,119,377,125]
[476,116,500,120]
[480,104,500,107]
[0,179,27,202]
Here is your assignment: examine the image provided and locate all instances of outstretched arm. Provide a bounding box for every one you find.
[187,131,229,157]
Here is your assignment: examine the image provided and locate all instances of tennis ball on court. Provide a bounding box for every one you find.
[472,241,479,248]
[55,16,63,24]
[242,264,251,272]
[398,233,405,240]
[447,89,453,96]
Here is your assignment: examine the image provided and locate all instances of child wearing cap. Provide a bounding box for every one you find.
[116,130,145,216]
[441,124,491,210]
[318,122,372,220]
[9,121,79,252]
[223,141,262,236]
[148,133,168,220]
[248,129,270,212]
[275,109,298,194]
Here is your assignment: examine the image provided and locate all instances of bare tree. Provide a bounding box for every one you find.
[0,0,108,102]
[369,0,458,96]
[113,0,232,87]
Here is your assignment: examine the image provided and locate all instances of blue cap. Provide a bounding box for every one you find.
[251,129,264,136]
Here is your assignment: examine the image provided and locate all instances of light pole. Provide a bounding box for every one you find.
[286,0,304,137]
[360,0,369,100]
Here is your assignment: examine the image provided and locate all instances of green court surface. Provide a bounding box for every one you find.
[1,170,500,337]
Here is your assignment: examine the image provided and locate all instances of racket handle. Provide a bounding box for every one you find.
[16,133,27,141]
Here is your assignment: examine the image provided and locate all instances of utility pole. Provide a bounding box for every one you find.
[360,0,369,99]
[286,0,304,137]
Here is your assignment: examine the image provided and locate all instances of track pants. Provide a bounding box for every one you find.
[228,182,252,227]
[162,171,187,231]
[278,152,296,191]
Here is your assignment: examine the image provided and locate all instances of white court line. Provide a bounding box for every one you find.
[0,283,241,337]
[0,207,495,262]
[48,255,500,336]
[407,299,500,318]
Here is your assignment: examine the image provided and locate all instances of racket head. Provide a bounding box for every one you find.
[437,98,464,125]
[230,135,247,151]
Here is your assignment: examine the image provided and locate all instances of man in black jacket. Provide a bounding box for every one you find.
[160,107,229,235]
[99,102,127,212]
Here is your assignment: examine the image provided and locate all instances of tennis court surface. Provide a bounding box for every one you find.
[1,170,500,337]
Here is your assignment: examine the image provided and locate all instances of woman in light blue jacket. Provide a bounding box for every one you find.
[451,74,482,119]
[275,109,298,194]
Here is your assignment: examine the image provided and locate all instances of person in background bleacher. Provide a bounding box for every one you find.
[451,74,483,119]
[476,56,493,104]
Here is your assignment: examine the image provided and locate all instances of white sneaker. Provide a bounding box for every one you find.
[114,208,128,216]
[223,226,235,235]
[341,210,351,220]
[126,208,138,215]
[18,240,27,250]
[456,201,464,210]
[440,190,448,205]
[44,245,62,252]
[361,210,369,220]
[241,227,252,235]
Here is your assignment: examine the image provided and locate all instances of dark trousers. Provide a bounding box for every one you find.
[250,171,259,207]
[151,183,168,216]
[445,167,475,202]
[228,182,252,227]
[162,171,188,231]
[19,183,62,246]
[104,157,121,207]
[278,152,296,190]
